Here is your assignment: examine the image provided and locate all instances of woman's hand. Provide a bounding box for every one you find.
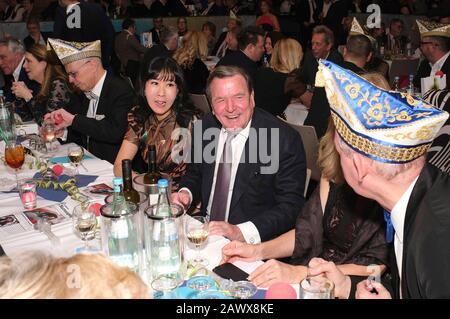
[12,81,33,102]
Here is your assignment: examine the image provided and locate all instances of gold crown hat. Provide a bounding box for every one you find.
[316,59,449,163]
[349,17,377,44]
[229,10,241,22]
[416,20,450,38]
[47,38,102,65]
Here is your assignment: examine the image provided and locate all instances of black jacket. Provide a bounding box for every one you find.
[216,50,258,82]
[23,32,52,50]
[414,55,450,90]
[179,108,307,241]
[53,2,115,68]
[65,72,136,164]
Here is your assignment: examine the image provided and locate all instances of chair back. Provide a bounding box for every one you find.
[290,123,321,182]
[189,93,211,114]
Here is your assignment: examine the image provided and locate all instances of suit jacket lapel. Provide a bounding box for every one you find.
[400,165,436,298]
[95,72,111,115]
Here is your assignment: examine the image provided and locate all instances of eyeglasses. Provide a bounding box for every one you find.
[420,41,434,46]
[67,60,91,79]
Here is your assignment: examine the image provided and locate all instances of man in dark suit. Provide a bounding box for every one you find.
[296,25,342,109]
[294,0,322,47]
[167,0,190,16]
[216,26,265,83]
[172,66,306,243]
[307,59,450,299]
[53,0,115,68]
[149,17,164,45]
[23,18,52,50]
[46,38,136,164]
[414,20,450,91]
[304,34,370,138]
[0,37,40,121]
[212,16,242,56]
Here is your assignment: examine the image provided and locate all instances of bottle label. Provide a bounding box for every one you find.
[111,219,129,239]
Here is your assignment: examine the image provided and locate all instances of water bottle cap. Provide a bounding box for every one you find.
[113,177,123,186]
[158,179,169,187]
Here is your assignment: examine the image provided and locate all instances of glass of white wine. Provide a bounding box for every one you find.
[68,145,84,176]
[185,215,209,266]
[72,202,97,251]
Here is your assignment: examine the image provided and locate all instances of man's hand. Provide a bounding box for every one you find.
[308,257,351,299]
[356,279,392,299]
[45,109,75,130]
[11,81,33,102]
[209,221,245,242]
[248,259,307,288]
[170,190,191,211]
[221,240,260,264]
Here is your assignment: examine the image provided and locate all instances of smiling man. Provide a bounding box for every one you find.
[172,66,306,243]
[45,38,136,163]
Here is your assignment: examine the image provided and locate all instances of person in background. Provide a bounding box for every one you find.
[113,57,201,188]
[149,16,165,45]
[296,25,343,109]
[10,44,76,125]
[262,31,283,66]
[177,16,188,37]
[215,25,241,59]
[23,18,52,50]
[53,0,115,68]
[173,31,210,94]
[212,13,242,56]
[255,0,280,32]
[114,18,148,86]
[0,251,149,298]
[4,0,25,22]
[0,37,40,121]
[216,26,265,82]
[202,21,217,55]
[45,38,136,164]
[254,38,303,117]
[386,18,409,55]
[414,20,450,90]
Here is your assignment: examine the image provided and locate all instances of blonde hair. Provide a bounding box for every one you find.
[318,73,391,184]
[270,38,303,73]
[0,251,149,299]
[318,118,344,184]
[173,31,208,69]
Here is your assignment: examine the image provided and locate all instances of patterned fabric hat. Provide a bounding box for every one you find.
[349,17,376,44]
[316,59,449,163]
[416,20,450,38]
[47,38,102,65]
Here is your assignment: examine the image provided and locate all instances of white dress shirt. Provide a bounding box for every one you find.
[389,176,419,297]
[430,51,450,76]
[308,0,316,24]
[13,57,25,82]
[181,120,262,244]
[86,70,106,119]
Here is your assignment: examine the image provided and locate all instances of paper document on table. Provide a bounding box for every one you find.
[0,203,71,241]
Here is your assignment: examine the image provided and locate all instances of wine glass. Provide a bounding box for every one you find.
[72,202,97,251]
[68,145,84,175]
[185,216,209,266]
[4,140,25,186]
[41,120,57,152]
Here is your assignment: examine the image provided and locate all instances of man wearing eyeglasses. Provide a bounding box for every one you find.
[414,20,450,90]
[44,38,136,164]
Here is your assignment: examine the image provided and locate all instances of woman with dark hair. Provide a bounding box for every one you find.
[113,56,202,189]
[11,44,75,125]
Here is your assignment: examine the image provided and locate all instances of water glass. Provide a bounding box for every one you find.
[299,276,335,299]
[18,179,37,210]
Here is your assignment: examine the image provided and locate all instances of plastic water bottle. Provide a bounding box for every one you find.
[407,74,415,95]
[393,76,400,91]
[0,90,15,142]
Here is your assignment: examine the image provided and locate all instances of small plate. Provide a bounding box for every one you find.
[193,290,233,299]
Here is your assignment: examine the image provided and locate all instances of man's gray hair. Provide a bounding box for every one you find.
[205,65,253,101]
[312,25,335,46]
[0,37,25,55]
[160,26,178,45]
[336,133,425,180]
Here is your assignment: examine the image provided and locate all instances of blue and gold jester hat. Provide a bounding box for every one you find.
[316,59,449,163]
[47,38,102,65]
